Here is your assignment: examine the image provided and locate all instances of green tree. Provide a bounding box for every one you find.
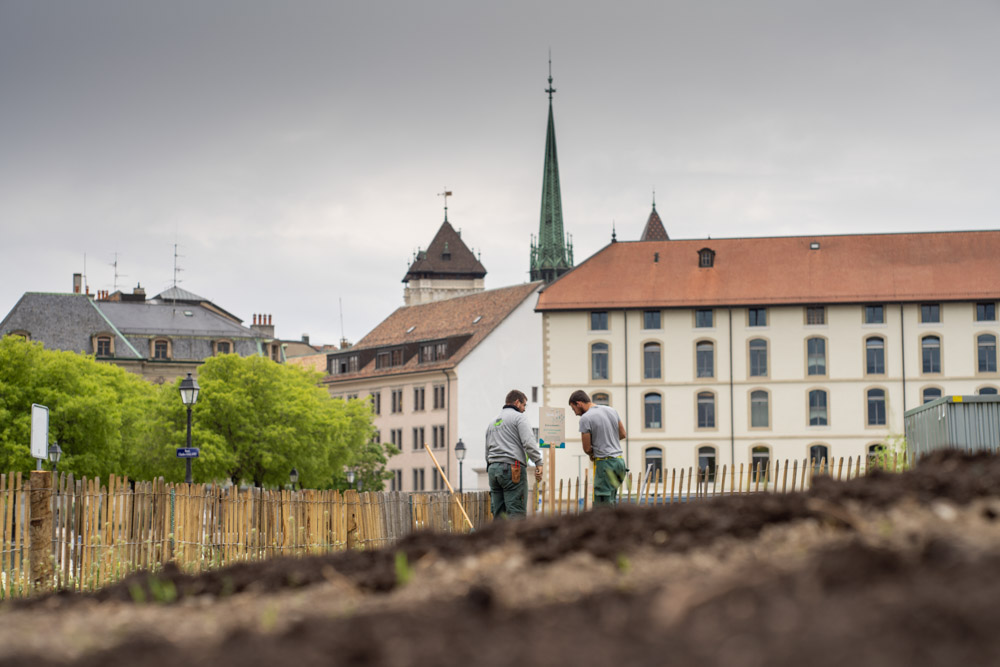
[154,354,388,487]
[0,336,158,477]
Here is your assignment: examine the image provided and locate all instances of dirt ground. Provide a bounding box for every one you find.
[3,450,1000,667]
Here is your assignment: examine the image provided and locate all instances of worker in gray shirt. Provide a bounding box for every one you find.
[569,389,627,507]
[485,389,544,519]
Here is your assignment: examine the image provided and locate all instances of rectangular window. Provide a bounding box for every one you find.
[977,302,997,322]
[216,341,231,354]
[390,469,401,491]
[748,308,767,327]
[809,390,828,426]
[391,389,403,413]
[750,391,769,428]
[532,386,538,403]
[432,468,444,491]
[376,351,391,369]
[697,393,715,428]
[643,310,661,329]
[373,430,381,444]
[412,426,425,450]
[806,307,826,325]
[864,305,884,324]
[436,425,446,449]
[867,390,887,426]
[372,392,381,415]
[432,385,446,409]
[922,337,941,373]
[590,311,608,330]
[412,468,425,492]
[749,340,767,377]
[921,304,940,323]
[592,343,609,380]
[420,344,435,363]
[390,429,402,447]
[695,309,713,328]
[153,340,169,359]
[96,337,111,357]
[413,387,425,411]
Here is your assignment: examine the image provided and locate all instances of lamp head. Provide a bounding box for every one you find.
[48,442,62,464]
[455,438,466,461]
[290,467,299,484]
[179,372,200,406]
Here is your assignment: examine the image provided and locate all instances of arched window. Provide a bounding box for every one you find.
[698,446,716,484]
[591,342,609,380]
[866,337,885,375]
[749,339,768,377]
[809,389,828,426]
[696,341,714,378]
[592,392,611,406]
[750,390,769,428]
[697,392,715,428]
[979,386,998,396]
[867,388,886,426]
[644,393,662,429]
[644,447,663,478]
[751,446,770,483]
[921,335,941,373]
[809,444,830,474]
[807,337,826,376]
[978,334,997,373]
[922,387,942,404]
[643,342,661,379]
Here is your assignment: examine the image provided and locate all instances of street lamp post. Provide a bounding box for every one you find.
[454,438,466,494]
[346,468,355,491]
[178,373,200,484]
[48,442,62,474]
[290,467,299,491]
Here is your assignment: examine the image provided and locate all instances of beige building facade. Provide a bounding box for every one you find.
[536,230,1000,482]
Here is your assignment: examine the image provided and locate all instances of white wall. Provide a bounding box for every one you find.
[456,286,543,491]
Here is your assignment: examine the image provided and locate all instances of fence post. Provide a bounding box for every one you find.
[29,470,54,592]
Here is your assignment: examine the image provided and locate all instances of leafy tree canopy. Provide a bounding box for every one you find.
[0,336,157,477]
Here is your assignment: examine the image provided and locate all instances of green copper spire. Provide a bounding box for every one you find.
[530,57,573,283]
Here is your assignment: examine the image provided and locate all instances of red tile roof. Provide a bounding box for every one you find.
[536,230,1000,311]
[325,282,541,382]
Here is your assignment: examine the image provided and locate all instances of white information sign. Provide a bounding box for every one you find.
[538,406,566,449]
[31,404,49,460]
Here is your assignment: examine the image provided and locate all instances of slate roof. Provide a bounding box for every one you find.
[149,287,242,323]
[536,230,1000,311]
[639,205,669,241]
[326,282,541,381]
[402,220,487,282]
[0,293,141,358]
[96,301,256,337]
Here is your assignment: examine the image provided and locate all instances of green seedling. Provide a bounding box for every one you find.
[395,551,413,586]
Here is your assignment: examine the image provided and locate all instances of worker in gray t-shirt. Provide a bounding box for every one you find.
[569,389,627,507]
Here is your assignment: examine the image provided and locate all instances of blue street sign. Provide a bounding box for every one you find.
[176,447,200,458]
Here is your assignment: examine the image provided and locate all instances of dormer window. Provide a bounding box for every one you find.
[698,248,715,268]
[152,338,171,360]
[96,336,112,357]
[442,241,451,260]
[419,340,450,363]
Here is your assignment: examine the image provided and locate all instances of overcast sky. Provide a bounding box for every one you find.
[2,1,998,346]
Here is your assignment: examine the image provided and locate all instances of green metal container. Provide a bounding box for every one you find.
[903,395,1000,462]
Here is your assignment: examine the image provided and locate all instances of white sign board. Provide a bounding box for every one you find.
[31,404,49,460]
[538,406,566,449]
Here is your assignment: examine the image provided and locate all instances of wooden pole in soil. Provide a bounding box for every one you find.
[423,444,474,531]
[29,471,54,592]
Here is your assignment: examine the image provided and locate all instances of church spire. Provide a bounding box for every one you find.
[530,56,573,283]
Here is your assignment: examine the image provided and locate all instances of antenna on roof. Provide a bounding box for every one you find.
[173,243,184,288]
[611,222,617,243]
[652,188,656,209]
[439,188,452,222]
[339,297,348,348]
[109,252,126,292]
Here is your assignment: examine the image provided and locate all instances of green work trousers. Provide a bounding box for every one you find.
[488,462,527,519]
[593,457,627,507]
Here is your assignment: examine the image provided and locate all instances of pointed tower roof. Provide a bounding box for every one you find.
[403,220,487,283]
[640,202,670,241]
[530,59,574,283]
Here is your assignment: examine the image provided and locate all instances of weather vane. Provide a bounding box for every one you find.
[439,188,453,222]
[546,50,556,100]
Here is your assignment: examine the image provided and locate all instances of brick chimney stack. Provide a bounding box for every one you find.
[73,273,82,294]
[250,313,275,338]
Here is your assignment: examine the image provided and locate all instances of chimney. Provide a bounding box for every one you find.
[73,273,82,294]
[250,313,274,338]
[301,334,310,346]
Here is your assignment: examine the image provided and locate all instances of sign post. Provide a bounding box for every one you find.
[538,406,565,514]
[176,447,200,484]
[30,404,49,470]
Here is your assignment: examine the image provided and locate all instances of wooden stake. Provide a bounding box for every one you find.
[423,444,474,530]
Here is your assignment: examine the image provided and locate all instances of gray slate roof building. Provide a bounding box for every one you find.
[1,281,276,384]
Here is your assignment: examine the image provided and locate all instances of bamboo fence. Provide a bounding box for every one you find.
[0,455,893,598]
